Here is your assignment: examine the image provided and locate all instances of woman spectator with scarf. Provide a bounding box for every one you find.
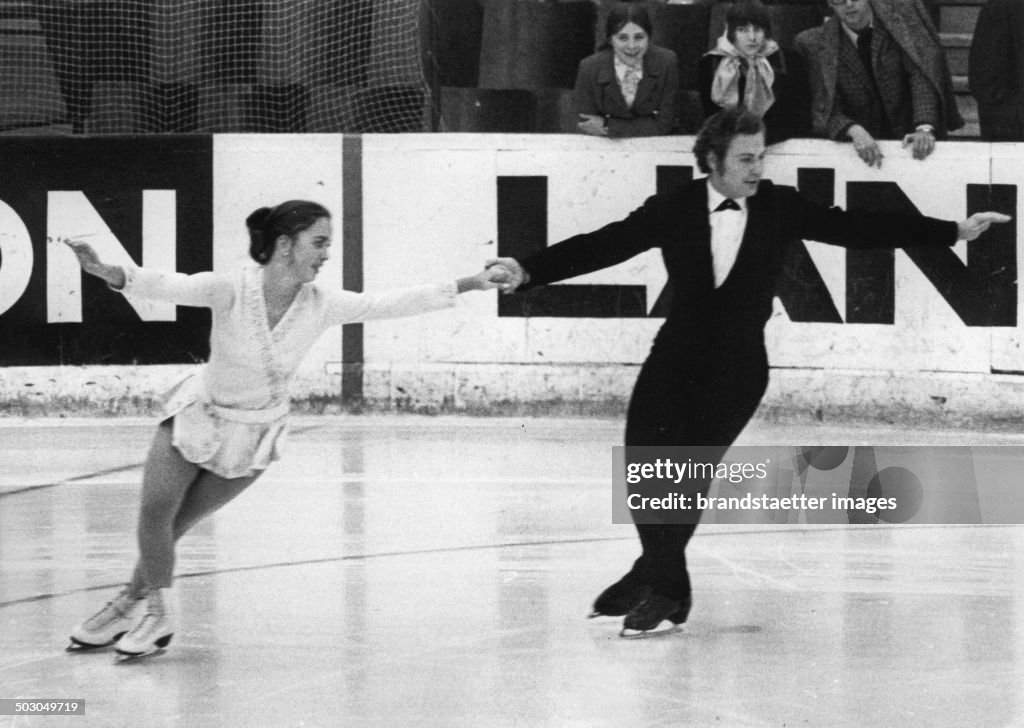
[699,0,811,144]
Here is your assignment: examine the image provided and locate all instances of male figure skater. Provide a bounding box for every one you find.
[488,107,1008,637]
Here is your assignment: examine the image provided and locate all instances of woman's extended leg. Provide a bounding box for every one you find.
[115,422,262,657]
[70,421,261,651]
[69,421,201,649]
[127,430,261,594]
[132,421,205,590]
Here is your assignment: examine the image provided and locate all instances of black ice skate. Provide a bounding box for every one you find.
[619,594,691,638]
[588,572,650,619]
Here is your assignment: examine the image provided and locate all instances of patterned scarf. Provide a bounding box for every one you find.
[707,32,778,118]
[614,54,644,108]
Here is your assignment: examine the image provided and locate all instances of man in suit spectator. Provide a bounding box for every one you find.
[795,0,962,167]
[969,0,1024,141]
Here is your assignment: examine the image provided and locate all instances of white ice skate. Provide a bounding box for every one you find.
[114,588,174,660]
[68,587,145,650]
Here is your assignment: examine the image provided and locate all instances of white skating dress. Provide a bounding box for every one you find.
[118,264,456,478]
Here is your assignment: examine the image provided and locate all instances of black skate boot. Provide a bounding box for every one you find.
[619,593,691,638]
[588,572,651,618]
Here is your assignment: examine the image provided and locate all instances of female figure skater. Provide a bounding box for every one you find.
[65,200,500,658]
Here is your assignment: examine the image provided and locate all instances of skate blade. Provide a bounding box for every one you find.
[114,647,166,663]
[619,620,683,639]
[586,611,624,621]
[66,635,123,652]
[114,633,173,662]
[67,642,110,652]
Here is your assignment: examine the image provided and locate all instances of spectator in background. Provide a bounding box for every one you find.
[968,0,1024,142]
[698,0,811,144]
[573,2,679,137]
[795,0,962,167]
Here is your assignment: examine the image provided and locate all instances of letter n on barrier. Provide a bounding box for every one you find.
[843,182,1015,327]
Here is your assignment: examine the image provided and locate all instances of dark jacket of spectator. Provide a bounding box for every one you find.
[699,44,811,144]
[969,0,1024,141]
[795,0,962,141]
[574,45,680,137]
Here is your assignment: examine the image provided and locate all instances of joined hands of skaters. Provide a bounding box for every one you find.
[456,266,508,293]
[485,257,530,294]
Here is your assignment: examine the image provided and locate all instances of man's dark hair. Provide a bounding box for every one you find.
[693,107,766,174]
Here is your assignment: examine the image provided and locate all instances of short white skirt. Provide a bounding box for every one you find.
[161,374,289,479]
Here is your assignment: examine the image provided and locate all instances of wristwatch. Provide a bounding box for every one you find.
[915,124,935,136]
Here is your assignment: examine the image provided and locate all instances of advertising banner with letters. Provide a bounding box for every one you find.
[0,134,1019,405]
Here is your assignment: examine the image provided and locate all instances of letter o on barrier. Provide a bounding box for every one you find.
[0,203,33,316]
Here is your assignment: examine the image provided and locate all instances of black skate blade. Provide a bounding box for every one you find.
[114,647,166,663]
[619,621,683,639]
[114,633,173,662]
[586,611,622,621]
[66,636,119,652]
[67,643,108,652]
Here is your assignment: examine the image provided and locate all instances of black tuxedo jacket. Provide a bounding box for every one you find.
[520,177,957,446]
[521,177,956,373]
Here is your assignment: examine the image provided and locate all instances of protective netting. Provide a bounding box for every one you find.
[0,0,432,134]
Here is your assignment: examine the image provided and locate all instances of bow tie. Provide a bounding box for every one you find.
[714,198,740,212]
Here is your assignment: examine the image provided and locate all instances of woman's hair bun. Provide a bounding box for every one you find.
[246,206,273,233]
[247,207,274,263]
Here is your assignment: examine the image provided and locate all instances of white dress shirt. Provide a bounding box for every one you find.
[707,185,748,288]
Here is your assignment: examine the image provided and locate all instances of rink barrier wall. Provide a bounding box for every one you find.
[0,133,1022,421]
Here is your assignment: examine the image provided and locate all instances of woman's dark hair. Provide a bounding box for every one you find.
[693,107,765,173]
[247,200,331,264]
[726,0,773,42]
[603,2,653,45]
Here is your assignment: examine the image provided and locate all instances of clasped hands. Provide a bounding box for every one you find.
[578,114,609,137]
[483,257,529,294]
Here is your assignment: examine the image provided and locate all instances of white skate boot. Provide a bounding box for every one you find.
[68,587,145,650]
[114,588,174,660]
